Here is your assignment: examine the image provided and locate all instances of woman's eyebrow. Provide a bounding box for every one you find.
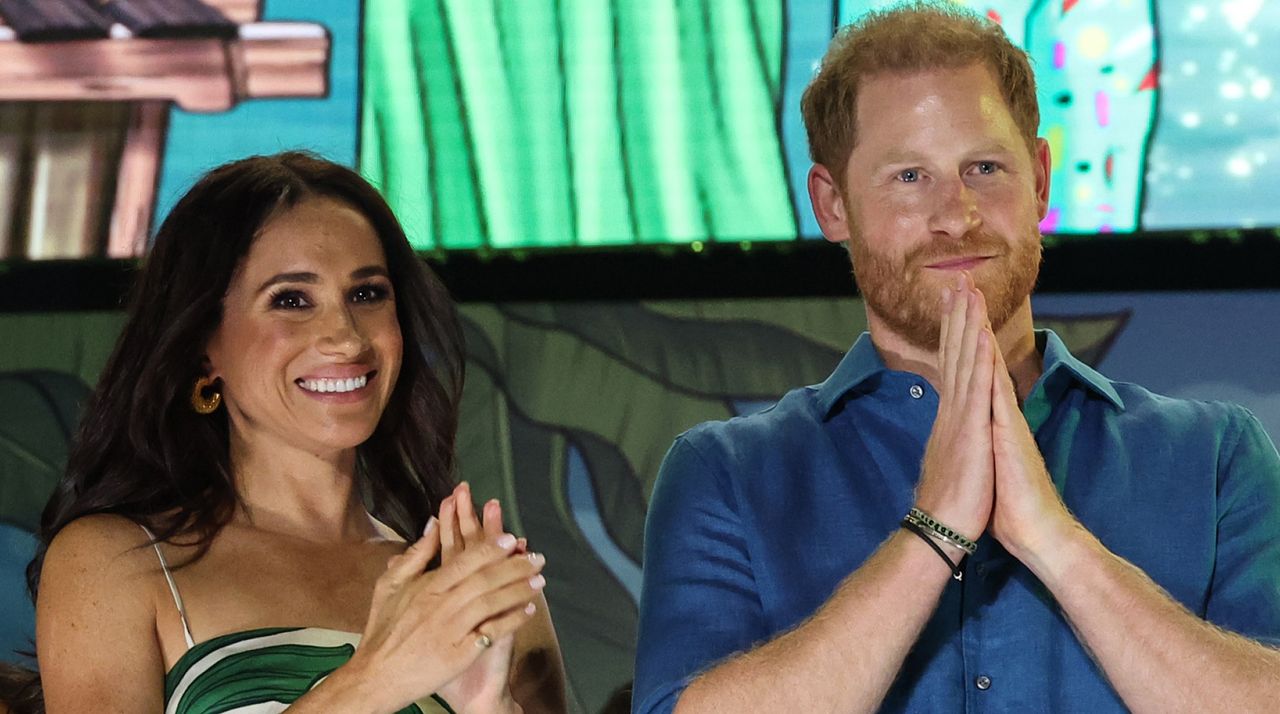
[256,272,318,294]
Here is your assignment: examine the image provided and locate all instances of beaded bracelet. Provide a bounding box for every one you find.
[904,507,978,556]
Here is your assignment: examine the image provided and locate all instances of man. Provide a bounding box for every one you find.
[633,3,1280,712]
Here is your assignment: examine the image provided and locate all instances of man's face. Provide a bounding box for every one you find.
[811,62,1050,351]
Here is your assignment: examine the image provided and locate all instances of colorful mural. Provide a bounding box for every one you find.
[0,0,330,259]
[2,2,1280,712]
[4,1,1279,258]
[20,296,1280,713]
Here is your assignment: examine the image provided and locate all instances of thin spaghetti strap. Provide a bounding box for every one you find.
[139,524,195,650]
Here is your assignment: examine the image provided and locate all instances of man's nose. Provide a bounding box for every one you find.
[928,177,981,239]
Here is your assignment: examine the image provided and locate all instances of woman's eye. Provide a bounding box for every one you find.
[270,290,310,310]
[351,283,390,303]
[898,169,920,183]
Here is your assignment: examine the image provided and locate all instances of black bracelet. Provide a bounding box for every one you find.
[901,519,965,581]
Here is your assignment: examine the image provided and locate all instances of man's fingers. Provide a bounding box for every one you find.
[942,273,969,404]
[958,287,991,401]
[991,341,1019,428]
[938,285,953,376]
[953,286,986,411]
[970,327,996,417]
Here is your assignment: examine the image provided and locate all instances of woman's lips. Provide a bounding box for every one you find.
[295,370,378,402]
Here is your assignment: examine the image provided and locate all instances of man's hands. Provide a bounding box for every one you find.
[989,343,1077,566]
[915,272,996,546]
[917,272,1077,562]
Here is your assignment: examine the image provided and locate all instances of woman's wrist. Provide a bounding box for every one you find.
[296,653,395,714]
[458,692,523,714]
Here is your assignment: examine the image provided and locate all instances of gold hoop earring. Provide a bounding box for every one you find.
[190,376,222,415]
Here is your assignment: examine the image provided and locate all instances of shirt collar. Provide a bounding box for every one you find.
[816,332,887,418]
[816,329,1125,420]
[1028,329,1125,426]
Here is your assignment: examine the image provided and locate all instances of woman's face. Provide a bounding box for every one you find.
[205,196,404,456]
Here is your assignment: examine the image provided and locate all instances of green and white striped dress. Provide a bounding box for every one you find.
[144,527,456,714]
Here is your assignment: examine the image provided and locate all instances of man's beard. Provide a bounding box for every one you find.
[848,226,1043,352]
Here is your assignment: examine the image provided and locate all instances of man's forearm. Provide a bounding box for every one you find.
[1025,525,1280,713]
[674,530,956,714]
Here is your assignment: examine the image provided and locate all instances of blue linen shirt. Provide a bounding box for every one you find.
[634,330,1280,713]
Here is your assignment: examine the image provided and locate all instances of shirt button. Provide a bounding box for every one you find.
[909,384,924,399]
[975,675,992,690]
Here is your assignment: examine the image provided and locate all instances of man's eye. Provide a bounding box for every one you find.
[270,290,310,310]
[898,169,920,183]
[976,161,999,174]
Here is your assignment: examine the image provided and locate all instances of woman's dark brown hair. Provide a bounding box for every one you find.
[2,151,465,712]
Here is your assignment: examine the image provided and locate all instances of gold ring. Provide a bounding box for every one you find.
[475,633,493,649]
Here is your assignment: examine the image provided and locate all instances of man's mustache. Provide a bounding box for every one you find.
[905,230,1013,268]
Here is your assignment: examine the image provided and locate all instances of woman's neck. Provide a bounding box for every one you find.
[227,428,378,545]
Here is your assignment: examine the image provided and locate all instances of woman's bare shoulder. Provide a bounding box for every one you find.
[40,513,168,619]
[44,513,157,570]
[38,514,167,710]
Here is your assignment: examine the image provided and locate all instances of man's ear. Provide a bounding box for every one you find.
[808,163,853,244]
[1033,138,1052,220]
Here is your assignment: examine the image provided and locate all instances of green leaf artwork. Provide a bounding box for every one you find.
[0,306,1128,710]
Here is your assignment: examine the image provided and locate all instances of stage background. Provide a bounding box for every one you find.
[1,1,1279,712]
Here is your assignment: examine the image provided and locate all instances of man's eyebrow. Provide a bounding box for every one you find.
[874,150,924,167]
[256,272,318,294]
[969,142,1019,156]
[865,143,1021,170]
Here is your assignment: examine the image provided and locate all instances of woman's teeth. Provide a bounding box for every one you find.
[299,375,368,393]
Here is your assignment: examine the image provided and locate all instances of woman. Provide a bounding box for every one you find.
[13,152,565,713]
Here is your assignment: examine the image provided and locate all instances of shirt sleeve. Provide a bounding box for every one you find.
[1205,406,1280,648]
[632,434,768,714]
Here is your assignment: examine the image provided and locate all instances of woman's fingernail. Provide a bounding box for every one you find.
[497,534,517,549]
[423,517,437,537]
[941,287,952,305]
[526,552,545,566]
[529,574,546,590]
[525,602,537,615]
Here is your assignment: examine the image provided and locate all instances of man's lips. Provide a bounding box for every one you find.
[924,256,994,270]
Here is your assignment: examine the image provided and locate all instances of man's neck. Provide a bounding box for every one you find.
[868,302,1042,403]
